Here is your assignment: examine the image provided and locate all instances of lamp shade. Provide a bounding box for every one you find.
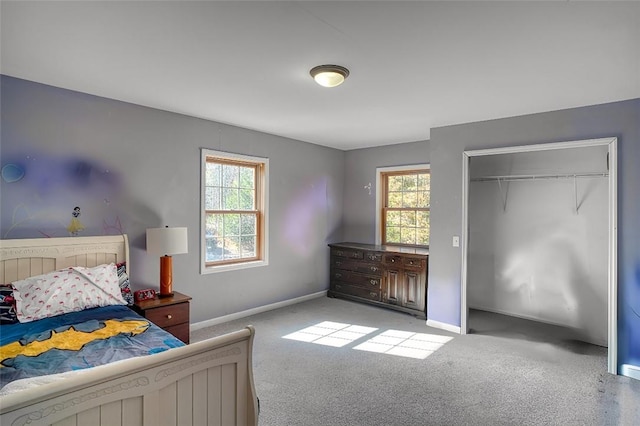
[146,227,188,256]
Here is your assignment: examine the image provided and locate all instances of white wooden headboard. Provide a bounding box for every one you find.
[0,235,130,283]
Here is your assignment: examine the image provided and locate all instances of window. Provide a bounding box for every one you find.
[377,165,430,247]
[201,149,268,273]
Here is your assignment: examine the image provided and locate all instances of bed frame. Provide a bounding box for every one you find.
[0,235,259,426]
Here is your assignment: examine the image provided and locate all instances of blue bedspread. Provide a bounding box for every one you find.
[0,305,184,390]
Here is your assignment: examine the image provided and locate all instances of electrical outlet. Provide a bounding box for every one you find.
[452,236,460,247]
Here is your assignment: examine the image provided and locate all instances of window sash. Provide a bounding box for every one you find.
[381,169,430,247]
[204,211,261,266]
[204,155,265,267]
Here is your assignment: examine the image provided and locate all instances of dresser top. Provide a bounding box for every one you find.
[329,242,429,256]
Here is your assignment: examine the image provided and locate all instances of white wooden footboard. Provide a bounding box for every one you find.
[0,326,259,426]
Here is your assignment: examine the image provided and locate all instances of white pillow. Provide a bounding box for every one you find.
[12,263,127,323]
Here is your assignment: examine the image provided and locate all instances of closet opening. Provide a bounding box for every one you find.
[461,137,618,374]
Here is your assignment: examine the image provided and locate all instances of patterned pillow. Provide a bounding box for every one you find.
[0,285,18,324]
[12,263,127,323]
[116,262,134,305]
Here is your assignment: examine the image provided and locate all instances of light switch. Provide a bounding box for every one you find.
[452,236,460,247]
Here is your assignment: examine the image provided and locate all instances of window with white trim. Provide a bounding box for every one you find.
[201,149,268,273]
[377,165,430,247]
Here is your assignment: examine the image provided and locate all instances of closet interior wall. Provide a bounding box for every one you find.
[467,145,609,346]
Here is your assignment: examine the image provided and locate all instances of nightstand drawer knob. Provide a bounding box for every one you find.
[167,314,172,320]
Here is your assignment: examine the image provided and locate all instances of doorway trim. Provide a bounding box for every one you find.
[461,137,618,374]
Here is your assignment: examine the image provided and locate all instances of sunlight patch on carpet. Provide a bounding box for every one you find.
[282,322,453,358]
[282,321,378,347]
[354,330,453,359]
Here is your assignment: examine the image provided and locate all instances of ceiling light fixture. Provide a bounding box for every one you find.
[310,64,350,88]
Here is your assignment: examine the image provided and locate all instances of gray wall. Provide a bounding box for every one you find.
[468,146,609,345]
[0,76,344,323]
[429,98,640,371]
[342,141,430,243]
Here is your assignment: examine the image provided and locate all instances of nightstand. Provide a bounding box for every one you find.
[133,291,192,344]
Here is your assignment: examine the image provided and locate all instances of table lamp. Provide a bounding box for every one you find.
[146,226,188,297]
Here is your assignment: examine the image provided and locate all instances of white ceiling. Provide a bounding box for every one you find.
[1,1,638,150]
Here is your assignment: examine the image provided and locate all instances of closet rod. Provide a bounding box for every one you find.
[471,171,608,182]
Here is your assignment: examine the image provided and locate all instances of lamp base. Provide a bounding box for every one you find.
[159,255,173,297]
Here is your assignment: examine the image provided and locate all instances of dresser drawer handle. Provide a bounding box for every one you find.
[369,292,377,298]
[335,273,342,279]
[166,314,172,320]
[335,261,342,266]
[390,258,396,263]
[336,251,344,256]
[370,279,378,286]
[370,266,378,272]
[336,284,342,290]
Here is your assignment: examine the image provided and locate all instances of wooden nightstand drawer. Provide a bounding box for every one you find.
[145,303,189,328]
[164,323,190,344]
[133,291,192,344]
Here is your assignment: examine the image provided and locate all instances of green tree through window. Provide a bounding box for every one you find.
[204,155,265,266]
[382,170,430,246]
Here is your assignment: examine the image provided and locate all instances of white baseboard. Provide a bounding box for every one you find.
[426,318,461,334]
[190,290,328,331]
[621,364,640,381]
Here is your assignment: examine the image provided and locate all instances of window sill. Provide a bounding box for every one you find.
[201,259,268,275]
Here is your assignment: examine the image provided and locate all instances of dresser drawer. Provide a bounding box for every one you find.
[331,257,382,275]
[384,254,402,266]
[364,252,382,262]
[144,303,189,329]
[331,248,364,260]
[402,256,426,271]
[331,270,381,288]
[332,283,380,301]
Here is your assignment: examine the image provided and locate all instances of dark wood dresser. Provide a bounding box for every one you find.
[328,242,429,319]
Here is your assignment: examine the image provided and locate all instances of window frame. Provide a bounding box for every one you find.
[200,149,269,274]
[375,164,430,248]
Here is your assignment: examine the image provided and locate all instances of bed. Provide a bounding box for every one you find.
[0,234,259,426]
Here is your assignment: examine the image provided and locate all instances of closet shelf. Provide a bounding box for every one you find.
[470,171,608,182]
[471,171,609,213]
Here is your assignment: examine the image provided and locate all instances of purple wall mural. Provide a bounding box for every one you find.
[1,153,124,238]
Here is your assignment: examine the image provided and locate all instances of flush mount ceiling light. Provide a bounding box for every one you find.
[310,64,350,88]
